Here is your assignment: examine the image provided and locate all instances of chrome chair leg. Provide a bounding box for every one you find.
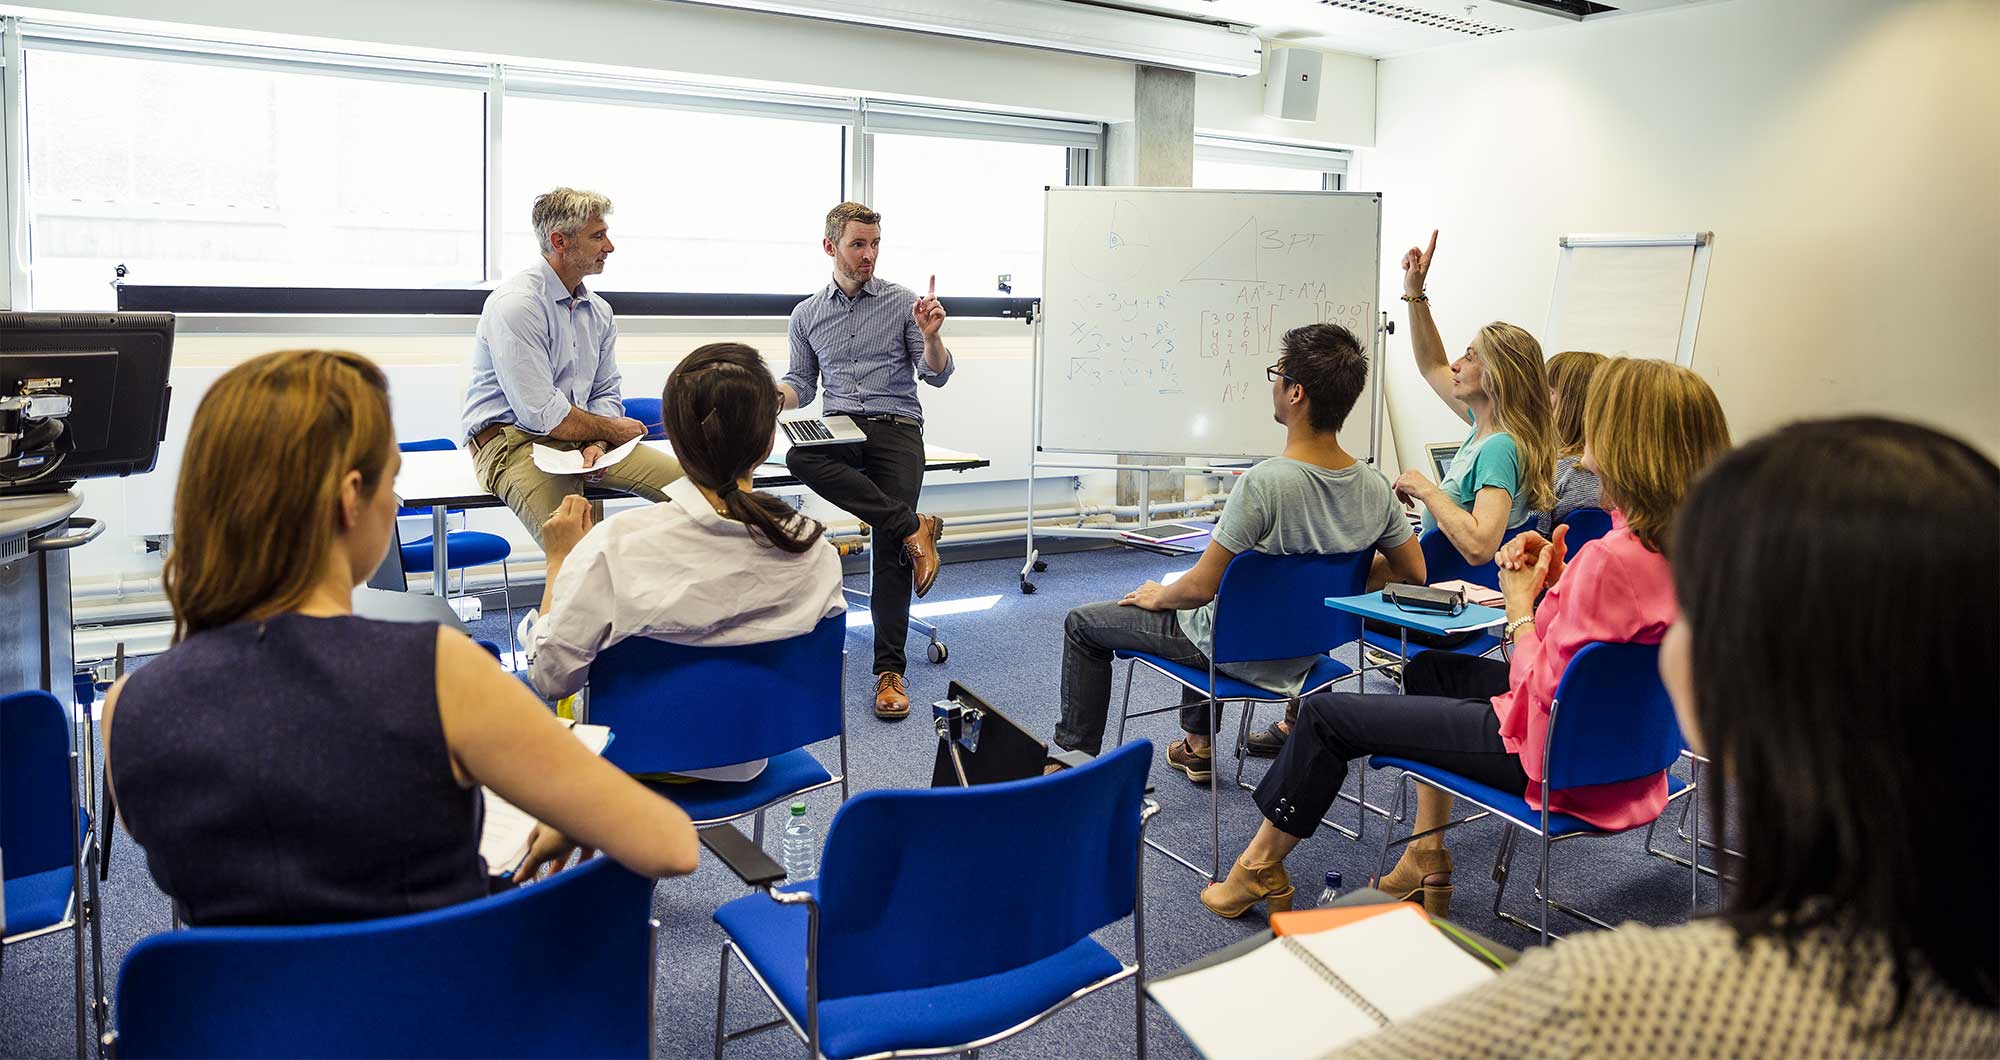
[500,557,517,666]
[1208,696,1221,883]
[712,943,730,1060]
[1111,659,1138,749]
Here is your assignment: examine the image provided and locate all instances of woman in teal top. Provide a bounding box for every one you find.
[1391,231,1555,566]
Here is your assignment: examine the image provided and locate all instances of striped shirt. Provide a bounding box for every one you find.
[462,260,623,438]
[782,276,953,423]
[1536,454,1604,536]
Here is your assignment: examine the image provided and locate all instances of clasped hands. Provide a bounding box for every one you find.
[1495,524,1571,616]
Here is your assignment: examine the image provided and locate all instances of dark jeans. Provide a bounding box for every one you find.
[1252,651,1528,840]
[786,416,924,674]
[1054,601,1218,755]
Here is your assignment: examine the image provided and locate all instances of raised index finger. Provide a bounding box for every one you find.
[1425,230,1438,259]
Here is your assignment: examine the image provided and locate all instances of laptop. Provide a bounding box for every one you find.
[1425,441,1461,482]
[780,413,866,448]
[351,586,467,631]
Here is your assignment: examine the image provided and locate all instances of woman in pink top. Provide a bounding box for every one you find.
[1203,358,1730,920]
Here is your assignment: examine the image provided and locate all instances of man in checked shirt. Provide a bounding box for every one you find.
[777,202,954,721]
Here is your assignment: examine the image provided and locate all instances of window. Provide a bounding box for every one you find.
[1193,158,1328,192]
[1192,135,1348,195]
[23,47,485,309]
[499,96,842,294]
[868,134,1071,299]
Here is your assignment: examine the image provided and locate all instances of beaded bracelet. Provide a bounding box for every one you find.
[1400,292,1429,304]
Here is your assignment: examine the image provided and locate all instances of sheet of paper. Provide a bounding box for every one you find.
[1149,939,1382,1060]
[531,436,641,475]
[1291,905,1495,1022]
[478,723,613,875]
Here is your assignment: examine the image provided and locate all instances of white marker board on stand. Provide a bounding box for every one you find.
[1037,188,1383,461]
[1544,233,1712,366]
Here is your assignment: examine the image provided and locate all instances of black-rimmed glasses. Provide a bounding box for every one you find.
[1265,364,1291,383]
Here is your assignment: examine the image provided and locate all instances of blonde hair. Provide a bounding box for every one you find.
[1472,322,1557,512]
[1547,350,1608,457]
[163,350,394,642]
[532,187,613,254]
[1583,357,1731,553]
[824,201,881,245]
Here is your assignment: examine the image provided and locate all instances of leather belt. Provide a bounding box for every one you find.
[467,423,506,453]
[837,412,923,429]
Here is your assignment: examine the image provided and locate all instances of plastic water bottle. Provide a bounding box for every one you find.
[1316,870,1343,907]
[780,801,818,884]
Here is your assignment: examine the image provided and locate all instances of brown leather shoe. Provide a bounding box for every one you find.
[873,671,910,720]
[902,514,943,598]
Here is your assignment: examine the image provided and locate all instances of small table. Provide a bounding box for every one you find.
[392,440,990,663]
[1322,592,1508,685]
[392,440,989,598]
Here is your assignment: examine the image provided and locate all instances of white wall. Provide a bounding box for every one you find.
[1195,46,1375,149]
[1362,0,2000,472]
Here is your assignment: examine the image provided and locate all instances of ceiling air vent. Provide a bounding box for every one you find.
[1314,1,1514,36]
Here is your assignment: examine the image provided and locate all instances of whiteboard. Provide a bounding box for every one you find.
[1037,187,1382,460]
[1544,234,1712,366]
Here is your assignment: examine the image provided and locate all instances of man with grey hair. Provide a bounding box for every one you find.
[461,187,681,545]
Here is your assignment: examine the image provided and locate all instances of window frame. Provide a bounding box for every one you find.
[1193,133,1350,192]
[4,18,1099,317]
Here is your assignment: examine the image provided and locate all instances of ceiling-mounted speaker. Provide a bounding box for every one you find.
[1262,46,1322,122]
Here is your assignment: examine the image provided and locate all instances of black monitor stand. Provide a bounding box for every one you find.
[930,681,1081,787]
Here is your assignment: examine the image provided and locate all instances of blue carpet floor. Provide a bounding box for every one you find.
[1,548,1716,1058]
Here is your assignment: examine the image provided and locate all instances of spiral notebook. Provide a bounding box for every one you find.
[1148,905,1493,1059]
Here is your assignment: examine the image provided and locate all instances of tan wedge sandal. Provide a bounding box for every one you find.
[1372,846,1454,918]
[1199,855,1296,919]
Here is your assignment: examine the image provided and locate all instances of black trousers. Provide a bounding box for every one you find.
[1252,651,1529,840]
[785,416,924,674]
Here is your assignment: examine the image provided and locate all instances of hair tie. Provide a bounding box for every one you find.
[715,479,741,499]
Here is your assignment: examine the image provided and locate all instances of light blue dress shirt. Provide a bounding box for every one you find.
[782,276,953,423]
[461,260,625,439]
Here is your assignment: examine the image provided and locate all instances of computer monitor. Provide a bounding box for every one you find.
[0,312,174,495]
[1425,441,1461,483]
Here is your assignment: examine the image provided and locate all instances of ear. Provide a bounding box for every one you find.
[335,469,364,533]
[822,236,837,258]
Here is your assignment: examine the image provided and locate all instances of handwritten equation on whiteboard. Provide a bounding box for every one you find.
[1204,285,1373,406]
[1063,289,1183,393]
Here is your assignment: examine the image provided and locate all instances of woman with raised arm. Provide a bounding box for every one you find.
[1331,417,1999,1058]
[1386,231,1556,571]
[1203,358,1727,920]
[105,349,698,926]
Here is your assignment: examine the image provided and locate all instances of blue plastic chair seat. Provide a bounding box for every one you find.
[4,865,76,936]
[1361,627,1502,659]
[641,749,833,824]
[715,882,1124,1060]
[2,806,88,936]
[1370,757,1688,838]
[401,530,511,574]
[1115,651,1354,703]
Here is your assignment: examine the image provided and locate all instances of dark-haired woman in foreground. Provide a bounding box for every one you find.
[522,342,844,781]
[1333,417,1999,1057]
[105,349,698,927]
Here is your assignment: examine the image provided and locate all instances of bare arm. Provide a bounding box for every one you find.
[1123,540,1235,612]
[1381,535,1426,587]
[1426,486,1516,566]
[435,628,699,879]
[541,404,644,445]
[1401,231,1472,423]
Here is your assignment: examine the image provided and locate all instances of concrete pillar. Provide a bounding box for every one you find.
[1110,65,1196,507]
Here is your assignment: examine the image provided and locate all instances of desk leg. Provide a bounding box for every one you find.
[431,505,451,599]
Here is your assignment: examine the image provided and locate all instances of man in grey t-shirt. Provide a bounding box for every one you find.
[1051,324,1426,783]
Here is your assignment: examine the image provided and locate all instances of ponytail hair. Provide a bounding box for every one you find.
[662,343,825,554]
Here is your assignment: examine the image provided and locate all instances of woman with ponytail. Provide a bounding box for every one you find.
[522,343,845,781]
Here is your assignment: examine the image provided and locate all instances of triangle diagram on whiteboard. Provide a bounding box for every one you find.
[1183,216,1261,283]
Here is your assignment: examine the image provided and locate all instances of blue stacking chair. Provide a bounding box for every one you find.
[586,614,847,847]
[622,397,668,440]
[1367,641,1693,943]
[111,856,657,1058]
[1557,506,1615,554]
[2,689,105,1059]
[395,438,516,660]
[712,741,1160,1060]
[1109,550,1373,881]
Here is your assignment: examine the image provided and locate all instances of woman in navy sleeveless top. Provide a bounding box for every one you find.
[105,349,698,927]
